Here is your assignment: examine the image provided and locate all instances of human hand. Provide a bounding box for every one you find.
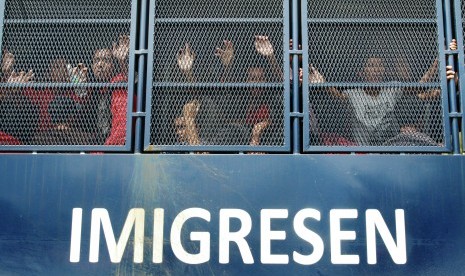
[254,35,274,57]
[449,39,457,51]
[112,35,130,63]
[215,40,234,66]
[2,50,14,76]
[309,65,325,83]
[68,63,88,83]
[7,70,34,83]
[177,43,195,73]
[418,88,441,100]
[446,65,455,80]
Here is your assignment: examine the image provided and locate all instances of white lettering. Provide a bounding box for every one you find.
[89,208,145,263]
[366,209,406,264]
[261,209,289,264]
[330,209,359,264]
[170,208,211,264]
[153,208,165,263]
[219,209,254,264]
[69,208,83,262]
[293,208,324,265]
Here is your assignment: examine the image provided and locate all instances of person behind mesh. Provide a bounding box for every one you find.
[174,36,281,150]
[0,50,38,145]
[32,96,92,145]
[88,35,131,146]
[32,58,88,136]
[382,39,456,147]
[306,47,455,146]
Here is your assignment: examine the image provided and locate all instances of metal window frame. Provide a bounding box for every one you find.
[143,0,291,153]
[301,0,452,153]
[453,0,465,153]
[0,0,139,152]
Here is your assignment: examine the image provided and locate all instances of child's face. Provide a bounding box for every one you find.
[92,49,114,82]
[361,57,385,83]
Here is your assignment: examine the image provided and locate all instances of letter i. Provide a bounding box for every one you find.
[70,208,83,262]
[153,209,165,263]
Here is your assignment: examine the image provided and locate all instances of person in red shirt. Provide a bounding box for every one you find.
[91,35,131,146]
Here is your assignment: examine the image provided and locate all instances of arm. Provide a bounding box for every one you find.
[307,65,347,100]
[6,70,34,83]
[249,119,270,146]
[418,39,457,99]
[2,50,15,82]
[68,63,89,100]
[254,35,283,82]
[417,65,455,100]
[215,40,234,82]
[175,100,201,145]
[419,58,438,83]
[419,39,457,83]
[112,35,130,75]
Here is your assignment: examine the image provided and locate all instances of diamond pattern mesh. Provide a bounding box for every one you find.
[0,0,132,147]
[308,0,436,19]
[149,0,286,149]
[306,1,445,148]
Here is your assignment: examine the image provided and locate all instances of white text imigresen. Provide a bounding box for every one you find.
[69,208,406,265]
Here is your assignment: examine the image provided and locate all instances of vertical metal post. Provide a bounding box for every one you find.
[0,0,7,72]
[135,0,148,153]
[444,0,460,154]
[291,0,301,154]
[454,0,465,152]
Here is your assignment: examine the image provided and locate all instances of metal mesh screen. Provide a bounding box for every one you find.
[305,0,445,149]
[0,0,133,147]
[149,0,287,150]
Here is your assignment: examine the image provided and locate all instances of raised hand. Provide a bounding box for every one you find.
[254,35,274,57]
[177,43,195,73]
[7,70,34,83]
[112,35,130,64]
[309,65,325,83]
[215,40,234,67]
[2,50,15,77]
[68,63,88,84]
[68,63,88,98]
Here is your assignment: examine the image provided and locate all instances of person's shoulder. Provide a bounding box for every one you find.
[110,73,128,83]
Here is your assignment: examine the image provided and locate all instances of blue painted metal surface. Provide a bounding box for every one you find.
[0,154,464,275]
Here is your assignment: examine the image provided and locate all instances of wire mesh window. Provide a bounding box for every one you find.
[0,0,134,149]
[146,0,289,152]
[303,0,448,151]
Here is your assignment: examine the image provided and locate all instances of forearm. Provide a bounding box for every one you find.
[183,70,195,83]
[184,119,201,145]
[220,65,232,83]
[419,58,438,83]
[267,55,283,82]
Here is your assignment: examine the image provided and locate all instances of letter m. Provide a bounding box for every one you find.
[89,208,145,263]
